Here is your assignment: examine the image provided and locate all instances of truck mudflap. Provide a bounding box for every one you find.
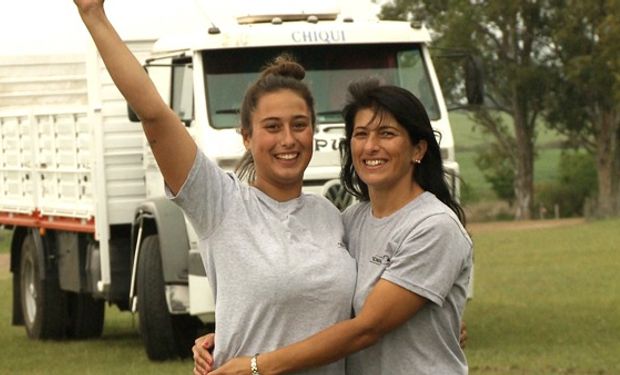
[132,198,190,285]
[129,198,190,316]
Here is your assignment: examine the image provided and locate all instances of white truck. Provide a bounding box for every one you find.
[1,5,480,360]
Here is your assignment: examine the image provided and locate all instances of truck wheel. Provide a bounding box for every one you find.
[19,233,67,339]
[171,311,204,359]
[323,180,354,211]
[138,235,199,360]
[66,292,105,339]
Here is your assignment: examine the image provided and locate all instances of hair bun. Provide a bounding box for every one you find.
[260,54,306,81]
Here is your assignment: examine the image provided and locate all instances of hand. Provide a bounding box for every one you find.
[207,356,252,375]
[73,0,104,15]
[193,333,216,375]
[459,320,468,349]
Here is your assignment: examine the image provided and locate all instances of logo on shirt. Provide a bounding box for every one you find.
[370,254,391,266]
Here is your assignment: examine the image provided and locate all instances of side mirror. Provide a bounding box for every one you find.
[127,103,140,122]
[464,55,484,105]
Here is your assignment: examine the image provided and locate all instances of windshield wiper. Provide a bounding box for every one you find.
[215,108,240,114]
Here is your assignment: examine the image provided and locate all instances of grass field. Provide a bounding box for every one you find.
[464,218,620,374]
[1,218,618,374]
[0,228,11,254]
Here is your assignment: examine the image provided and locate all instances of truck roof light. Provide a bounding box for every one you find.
[208,27,221,35]
[307,15,319,24]
[271,17,283,25]
[238,12,338,25]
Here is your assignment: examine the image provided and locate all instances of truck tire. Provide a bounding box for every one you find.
[66,292,105,339]
[323,180,354,211]
[138,235,199,360]
[19,233,67,339]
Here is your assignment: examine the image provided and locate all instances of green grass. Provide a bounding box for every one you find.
[465,218,620,374]
[0,287,193,374]
[0,228,11,254]
[2,219,619,374]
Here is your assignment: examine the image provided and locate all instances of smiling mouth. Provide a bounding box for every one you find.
[275,153,299,160]
[364,159,386,167]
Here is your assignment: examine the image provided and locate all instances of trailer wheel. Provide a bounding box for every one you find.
[138,235,199,360]
[19,233,66,339]
[66,292,105,339]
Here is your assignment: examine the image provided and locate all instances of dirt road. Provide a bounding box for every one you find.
[467,217,585,234]
[0,253,9,280]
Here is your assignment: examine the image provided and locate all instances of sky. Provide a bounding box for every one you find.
[0,0,382,56]
[0,0,207,55]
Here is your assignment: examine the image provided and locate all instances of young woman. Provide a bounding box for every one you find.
[203,80,473,375]
[74,2,356,374]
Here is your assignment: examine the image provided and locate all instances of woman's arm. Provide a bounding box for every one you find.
[74,0,196,194]
[208,279,427,375]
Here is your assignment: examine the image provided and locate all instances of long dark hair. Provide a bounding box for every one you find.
[340,79,466,225]
[235,54,316,182]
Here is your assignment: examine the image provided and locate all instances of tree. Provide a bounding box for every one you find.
[545,0,620,217]
[475,141,516,206]
[381,0,556,219]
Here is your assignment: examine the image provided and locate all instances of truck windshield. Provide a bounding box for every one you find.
[203,43,440,129]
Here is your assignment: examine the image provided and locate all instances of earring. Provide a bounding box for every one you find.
[413,159,421,164]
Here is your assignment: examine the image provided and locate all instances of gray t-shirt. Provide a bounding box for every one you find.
[169,151,356,374]
[343,192,472,375]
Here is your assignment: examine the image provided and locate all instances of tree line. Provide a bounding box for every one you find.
[381,0,620,219]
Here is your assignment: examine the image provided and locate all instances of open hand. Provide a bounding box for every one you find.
[193,333,216,375]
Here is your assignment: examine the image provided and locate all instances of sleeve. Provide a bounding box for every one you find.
[381,213,471,307]
[341,205,354,248]
[165,150,237,239]
[341,202,365,257]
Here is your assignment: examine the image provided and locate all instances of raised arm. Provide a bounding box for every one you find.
[74,0,196,193]
[208,279,427,375]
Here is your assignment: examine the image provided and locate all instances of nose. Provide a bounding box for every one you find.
[280,124,295,147]
[363,132,380,153]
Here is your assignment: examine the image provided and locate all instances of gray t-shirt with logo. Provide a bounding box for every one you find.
[169,151,356,374]
[343,192,472,375]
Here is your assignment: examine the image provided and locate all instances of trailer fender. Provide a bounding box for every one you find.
[11,228,47,280]
[10,227,28,326]
[132,198,190,285]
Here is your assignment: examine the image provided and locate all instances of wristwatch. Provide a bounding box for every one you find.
[251,353,260,375]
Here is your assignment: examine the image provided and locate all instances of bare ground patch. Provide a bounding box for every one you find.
[0,253,9,280]
[467,217,585,235]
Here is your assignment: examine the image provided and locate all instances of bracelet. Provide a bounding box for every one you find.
[250,353,261,375]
